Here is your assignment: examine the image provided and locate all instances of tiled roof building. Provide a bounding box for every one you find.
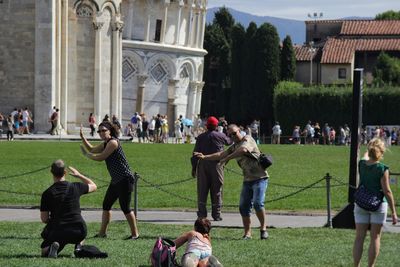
[295,20,400,85]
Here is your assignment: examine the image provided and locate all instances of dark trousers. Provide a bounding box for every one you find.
[41,222,87,253]
[196,160,224,219]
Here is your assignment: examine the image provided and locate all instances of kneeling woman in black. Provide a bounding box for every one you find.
[80,121,139,239]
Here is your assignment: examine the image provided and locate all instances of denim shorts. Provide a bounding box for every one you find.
[354,202,388,225]
[239,178,268,217]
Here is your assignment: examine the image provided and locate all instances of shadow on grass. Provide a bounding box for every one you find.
[0,235,36,240]
[0,253,73,259]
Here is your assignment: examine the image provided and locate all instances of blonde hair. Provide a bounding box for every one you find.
[367,138,385,161]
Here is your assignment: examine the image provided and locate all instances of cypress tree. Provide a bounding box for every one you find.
[229,23,246,123]
[280,35,296,81]
[240,22,258,124]
[254,23,281,133]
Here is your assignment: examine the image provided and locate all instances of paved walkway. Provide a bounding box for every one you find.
[0,208,398,233]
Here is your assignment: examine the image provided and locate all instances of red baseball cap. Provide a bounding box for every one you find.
[206,116,219,127]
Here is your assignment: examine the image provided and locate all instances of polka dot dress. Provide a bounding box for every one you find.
[104,138,134,184]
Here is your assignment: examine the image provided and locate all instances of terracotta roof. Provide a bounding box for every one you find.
[305,19,344,24]
[341,20,400,35]
[321,38,400,64]
[294,45,319,61]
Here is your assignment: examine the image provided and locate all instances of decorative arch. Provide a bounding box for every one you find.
[146,54,177,84]
[122,50,145,82]
[178,59,196,81]
[74,0,100,12]
[100,0,118,17]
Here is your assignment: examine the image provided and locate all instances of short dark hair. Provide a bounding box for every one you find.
[194,218,211,234]
[51,159,65,178]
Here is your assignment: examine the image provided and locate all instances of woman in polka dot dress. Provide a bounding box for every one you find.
[80,121,139,240]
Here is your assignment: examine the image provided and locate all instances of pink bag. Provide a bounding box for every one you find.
[150,237,177,267]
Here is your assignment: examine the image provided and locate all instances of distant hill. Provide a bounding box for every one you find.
[206,7,306,45]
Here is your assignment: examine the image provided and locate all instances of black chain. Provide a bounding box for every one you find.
[0,165,51,180]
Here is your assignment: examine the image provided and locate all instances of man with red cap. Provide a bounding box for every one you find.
[191,116,231,221]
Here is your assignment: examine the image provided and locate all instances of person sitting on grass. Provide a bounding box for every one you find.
[40,160,97,258]
[174,218,223,267]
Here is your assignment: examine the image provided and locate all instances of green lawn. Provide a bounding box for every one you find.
[0,141,399,212]
[0,221,399,267]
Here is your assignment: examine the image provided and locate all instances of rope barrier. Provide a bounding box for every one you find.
[0,165,51,180]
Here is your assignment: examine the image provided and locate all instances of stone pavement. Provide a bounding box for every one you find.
[0,208,399,233]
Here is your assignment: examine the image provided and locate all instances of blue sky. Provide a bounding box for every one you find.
[207,0,400,21]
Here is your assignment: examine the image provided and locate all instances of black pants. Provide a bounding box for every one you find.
[90,124,95,136]
[41,222,87,253]
[103,179,133,214]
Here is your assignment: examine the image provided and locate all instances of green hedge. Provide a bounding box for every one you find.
[273,81,400,135]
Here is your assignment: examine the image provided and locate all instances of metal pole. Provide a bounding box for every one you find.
[134,172,139,218]
[325,173,332,228]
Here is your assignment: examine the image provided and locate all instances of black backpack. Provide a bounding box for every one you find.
[74,245,108,258]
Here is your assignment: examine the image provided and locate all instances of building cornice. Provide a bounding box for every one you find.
[122,40,208,56]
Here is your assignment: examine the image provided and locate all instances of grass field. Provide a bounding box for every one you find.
[0,221,399,267]
[0,141,399,212]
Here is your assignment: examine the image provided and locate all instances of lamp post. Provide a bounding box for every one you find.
[307,12,323,85]
[309,41,316,85]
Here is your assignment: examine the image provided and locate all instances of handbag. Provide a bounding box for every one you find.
[354,184,383,211]
[258,153,273,169]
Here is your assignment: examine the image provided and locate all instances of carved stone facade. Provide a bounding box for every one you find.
[0,0,207,133]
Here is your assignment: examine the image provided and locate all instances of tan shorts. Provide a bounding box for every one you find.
[354,202,388,225]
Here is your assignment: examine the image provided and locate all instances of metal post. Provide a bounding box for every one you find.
[325,173,332,228]
[134,172,139,218]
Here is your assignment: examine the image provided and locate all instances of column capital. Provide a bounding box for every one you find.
[137,74,148,87]
[189,80,199,89]
[197,81,205,91]
[93,21,104,30]
[169,79,180,86]
[113,19,124,32]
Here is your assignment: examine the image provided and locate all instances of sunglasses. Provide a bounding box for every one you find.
[97,129,108,133]
[228,131,237,138]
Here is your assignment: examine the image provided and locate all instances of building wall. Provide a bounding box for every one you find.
[306,21,342,44]
[295,61,318,84]
[0,0,36,115]
[321,63,353,85]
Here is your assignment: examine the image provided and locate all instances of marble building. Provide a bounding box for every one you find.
[0,0,207,133]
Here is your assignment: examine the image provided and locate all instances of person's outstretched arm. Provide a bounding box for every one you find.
[80,139,118,161]
[80,125,103,153]
[68,166,97,193]
[174,231,195,249]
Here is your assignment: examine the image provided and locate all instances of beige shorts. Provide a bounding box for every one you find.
[354,202,388,225]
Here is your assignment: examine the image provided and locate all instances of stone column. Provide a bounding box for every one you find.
[112,17,124,119]
[136,74,148,113]
[199,6,206,48]
[185,0,194,47]
[125,0,135,40]
[195,4,202,48]
[168,79,180,135]
[61,0,68,132]
[145,13,151,42]
[93,15,104,123]
[174,0,184,45]
[160,1,169,44]
[190,5,198,47]
[194,81,204,116]
[186,81,198,120]
[34,0,56,133]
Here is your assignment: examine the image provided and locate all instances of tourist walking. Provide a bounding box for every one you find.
[79,121,139,239]
[89,113,96,137]
[353,138,397,267]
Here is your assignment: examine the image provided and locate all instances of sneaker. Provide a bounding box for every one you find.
[124,235,140,240]
[48,242,59,258]
[213,217,223,221]
[260,230,269,240]
[242,235,252,240]
[93,233,107,238]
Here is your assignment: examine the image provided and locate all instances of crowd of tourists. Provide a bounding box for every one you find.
[0,107,34,140]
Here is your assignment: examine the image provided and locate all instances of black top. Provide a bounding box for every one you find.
[104,138,134,184]
[40,181,88,225]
